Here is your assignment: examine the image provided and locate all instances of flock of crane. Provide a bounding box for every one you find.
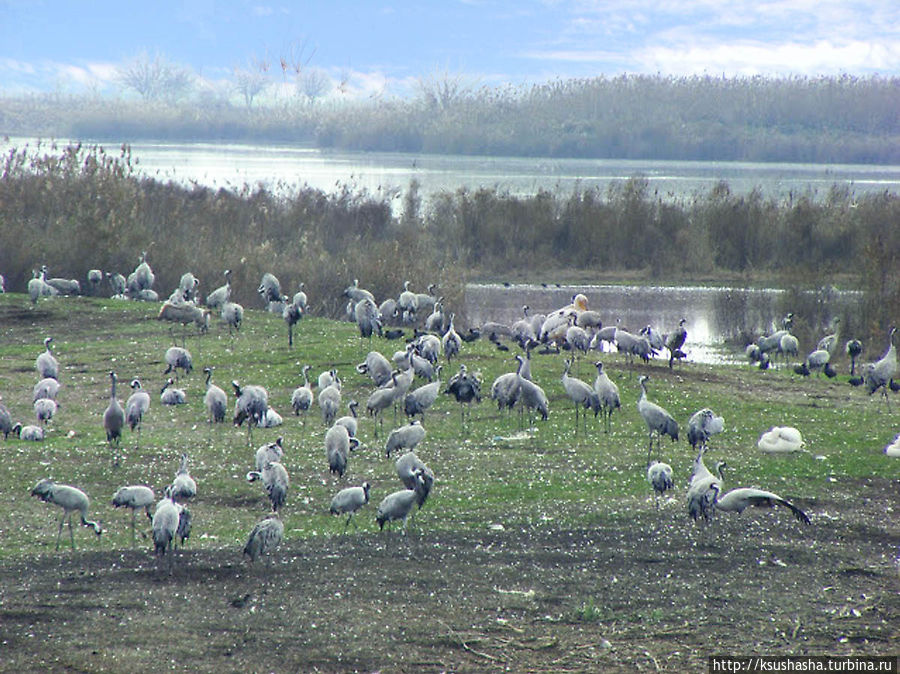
[4,251,899,573]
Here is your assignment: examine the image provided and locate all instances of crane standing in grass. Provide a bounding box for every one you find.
[31,479,102,550]
[637,375,679,462]
[103,371,125,465]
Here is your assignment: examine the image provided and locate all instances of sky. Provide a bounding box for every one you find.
[0,0,898,101]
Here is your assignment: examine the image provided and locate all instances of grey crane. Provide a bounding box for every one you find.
[687,453,726,523]
[592,361,620,433]
[511,306,537,344]
[565,325,591,355]
[562,358,598,433]
[130,251,155,292]
[202,367,227,424]
[425,299,445,334]
[318,368,338,390]
[397,280,418,323]
[14,423,44,441]
[864,326,897,406]
[283,299,304,347]
[160,378,186,405]
[291,365,314,420]
[46,275,81,296]
[158,301,210,344]
[177,272,201,302]
[111,485,155,547]
[31,479,102,550]
[36,337,59,380]
[164,346,193,378]
[846,338,863,375]
[103,371,125,465]
[779,333,800,364]
[518,374,549,424]
[613,328,643,364]
[376,473,426,534]
[105,271,126,296]
[640,325,666,352]
[0,397,13,440]
[33,397,57,427]
[395,451,435,508]
[442,313,462,363]
[646,460,674,509]
[292,282,308,311]
[443,364,482,426]
[414,283,438,315]
[665,318,688,368]
[28,266,58,304]
[33,376,61,402]
[243,513,284,563]
[686,408,725,453]
[325,424,359,478]
[637,375,679,462]
[404,370,442,420]
[232,380,269,442]
[171,453,197,503]
[221,300,244,336]
[804,347,831,376]
[490,355,524,414]
[257,272,282,306]
[204,269,232,310]
[255,436,284,471]
[357,351,393,387]
[366,371,400,436]
[414,334,441,366]
[343,278,376,305]
[246,460,289,511]
[334,400,360,438]
[152,488,187,573]
[318,379,342,426]
[385,420,426,458]
[125,379,151,445]
[329,482,371,531]
[713,486,810,524]
[355,298,383,340]
[817,317,841,355]
[86,269,103,295]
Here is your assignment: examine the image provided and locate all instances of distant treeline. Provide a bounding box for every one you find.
[1,74,899,164]
[0,143,897,343]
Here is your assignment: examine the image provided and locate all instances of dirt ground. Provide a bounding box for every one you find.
[1,478,897,673]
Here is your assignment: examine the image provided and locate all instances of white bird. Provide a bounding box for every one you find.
[260,407,283,428]
[592,361,620,433]
[646,460,674,509]
[243,513,284,563]
[246,461,289,511]
[713,487,811,525]
[329,482,371,531]
[884,433,900,457]
[36,337,59,380]
[31,479,102,550]
[385,420,426,458]
[160,378,186,405]
[202,367,227,424]
[637,375,679,462]
[111,485,155,546]
[125,379,151,444]
[171,453,197,503]
[103,371,125,464]
[757,426,804,453]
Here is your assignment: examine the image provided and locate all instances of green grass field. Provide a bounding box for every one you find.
[1,291,894,560]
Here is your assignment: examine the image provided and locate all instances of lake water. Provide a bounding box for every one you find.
[3,137,900,204]
[464,283,863,365]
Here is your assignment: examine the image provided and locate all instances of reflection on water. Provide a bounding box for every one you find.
[464,283,862,365]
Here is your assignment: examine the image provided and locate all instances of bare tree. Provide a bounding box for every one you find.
[234,54,271,109]
[118,52,194,103]
[300,68,331,104]
[416,67,475,111]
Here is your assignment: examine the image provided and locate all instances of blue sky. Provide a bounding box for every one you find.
[1,1,897,100]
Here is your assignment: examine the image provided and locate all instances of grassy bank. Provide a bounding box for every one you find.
[0,292,894,559]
